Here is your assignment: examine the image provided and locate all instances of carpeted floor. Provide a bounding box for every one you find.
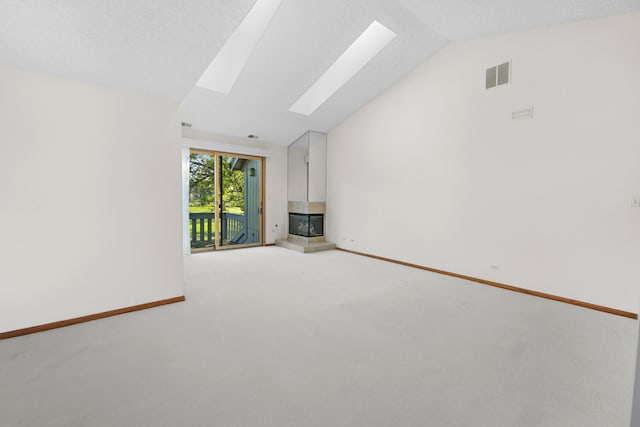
[0,247,636,426]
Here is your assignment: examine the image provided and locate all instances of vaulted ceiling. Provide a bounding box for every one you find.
[2,0,639,145]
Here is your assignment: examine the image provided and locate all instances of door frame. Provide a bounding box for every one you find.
[187,149,265,252]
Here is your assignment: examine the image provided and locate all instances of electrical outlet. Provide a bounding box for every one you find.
[630,196,640,208]
[491,264,500,270]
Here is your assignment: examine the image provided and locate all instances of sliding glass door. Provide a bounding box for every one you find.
[189,150,263,251]
[218,154,262,248]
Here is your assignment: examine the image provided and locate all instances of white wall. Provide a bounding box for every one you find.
[0,66,184,333]
[327,13,640,313]
[181,129,288,244]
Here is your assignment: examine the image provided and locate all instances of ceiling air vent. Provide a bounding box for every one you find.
[486,61,510,89]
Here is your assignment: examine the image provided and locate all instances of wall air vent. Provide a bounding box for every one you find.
[512,106,534,120]
[486,61,510,89]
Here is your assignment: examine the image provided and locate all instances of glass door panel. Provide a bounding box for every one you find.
[218,154,262,248]
[189,151,216,251]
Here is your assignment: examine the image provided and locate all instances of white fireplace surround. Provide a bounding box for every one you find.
[277,131,335,253]
[288,201,325,215]
[287,201,326,244]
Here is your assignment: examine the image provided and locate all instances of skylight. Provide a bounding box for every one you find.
[289,21,397,116]
[197,0,282,94]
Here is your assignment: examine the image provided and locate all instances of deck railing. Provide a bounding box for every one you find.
[221,213,246,244]
[190,212,215,248]
[189,212,246,247]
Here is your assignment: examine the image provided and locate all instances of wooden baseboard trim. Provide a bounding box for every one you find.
[0,296,186,340]
[265,243,276,247]
[336,248,637,319]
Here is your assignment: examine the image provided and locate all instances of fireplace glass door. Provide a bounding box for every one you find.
[289,213,324,237]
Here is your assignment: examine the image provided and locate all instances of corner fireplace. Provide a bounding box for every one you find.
[277,201,334,252]
[289,213,324,238]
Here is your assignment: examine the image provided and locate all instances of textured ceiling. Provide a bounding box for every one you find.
[181,0,447,145]
[397,0,640,40]
[1,0,639,145]
[0,0,257,101]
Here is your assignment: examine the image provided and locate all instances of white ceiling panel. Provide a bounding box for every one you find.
[181,0,447,144]
[0,0,256,100]
[396,0,640,40]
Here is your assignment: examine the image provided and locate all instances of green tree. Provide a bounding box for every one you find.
[189,153,215,209]
[221,157,244,212]
[189,154,245,212]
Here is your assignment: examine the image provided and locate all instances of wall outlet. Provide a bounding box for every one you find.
[631,196,640,208]
[490,264,500,270]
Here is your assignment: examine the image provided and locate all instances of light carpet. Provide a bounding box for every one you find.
[0,247,636,426]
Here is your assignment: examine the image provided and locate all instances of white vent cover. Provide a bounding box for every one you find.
[512,106,534,120]
[486,61,510,89]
